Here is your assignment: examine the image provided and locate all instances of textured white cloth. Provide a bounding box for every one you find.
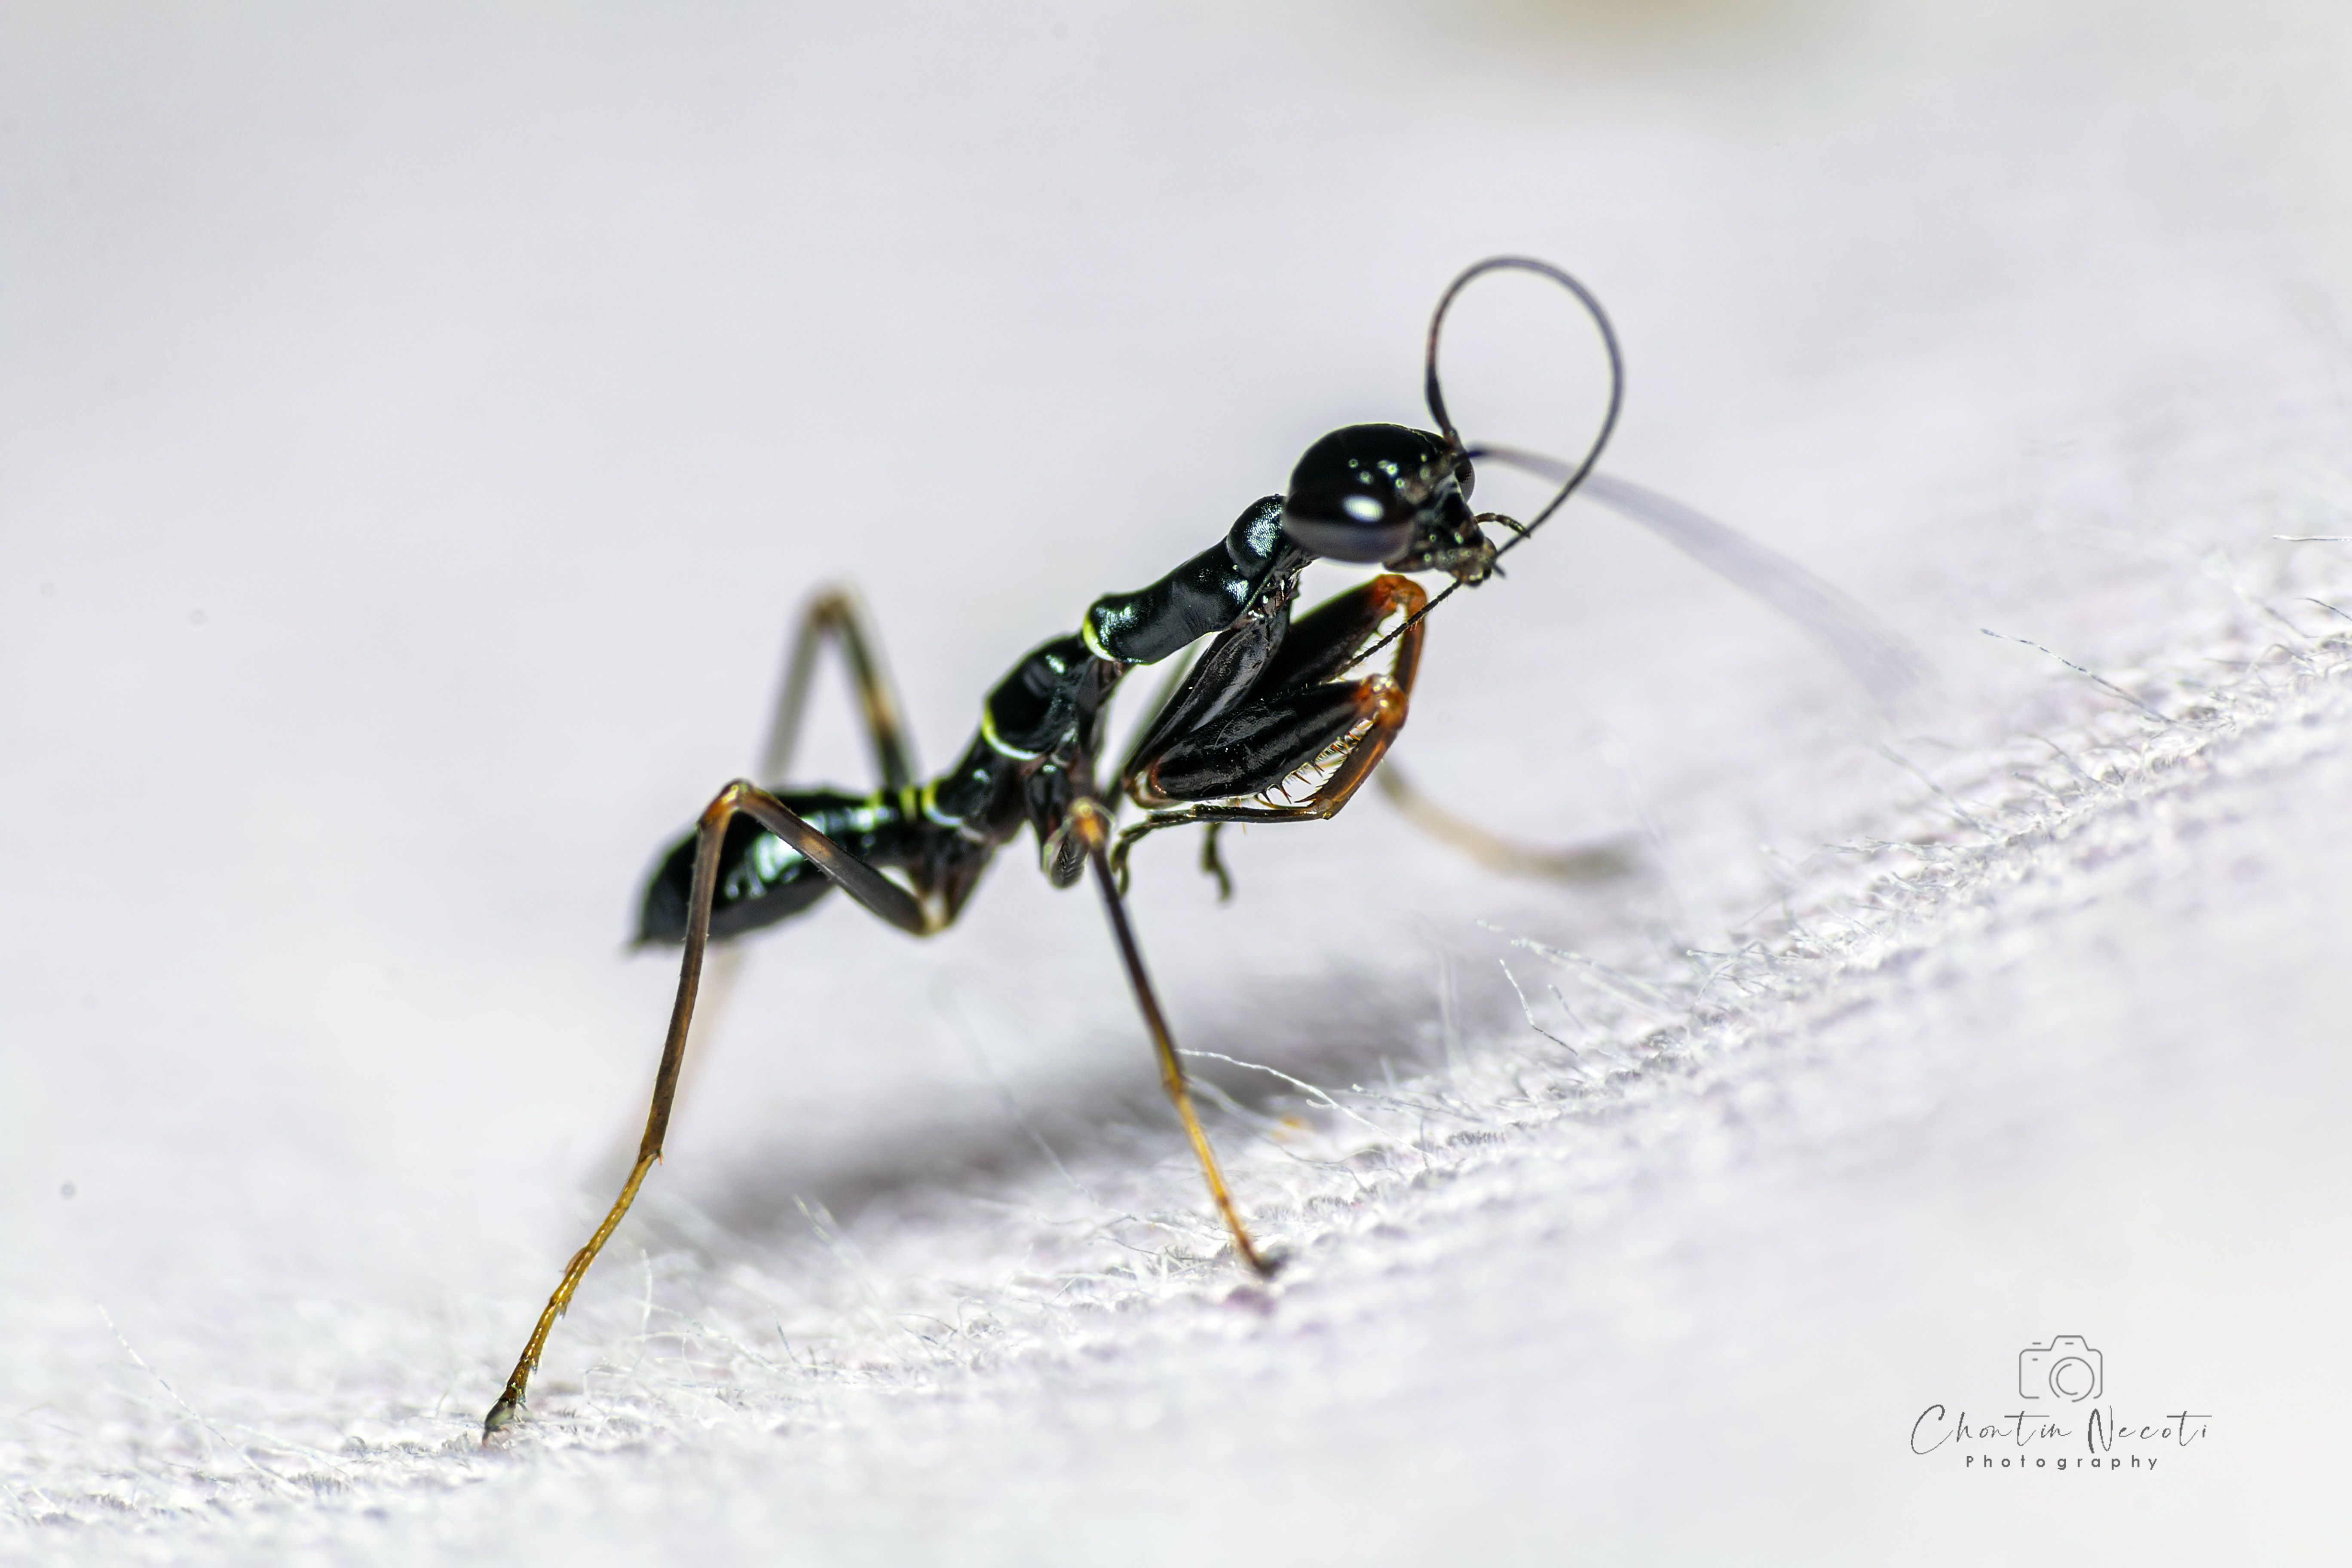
[4,3,2348,1562]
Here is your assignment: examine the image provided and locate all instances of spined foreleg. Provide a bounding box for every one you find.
[1112,576,1425,883]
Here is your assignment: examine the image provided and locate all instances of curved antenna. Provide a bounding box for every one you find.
[1400,441,1929,707]
[1424,255,1626,550]
[1359,261,1924,709]
[1340,258,1628,676]
[1577,473,1928,707]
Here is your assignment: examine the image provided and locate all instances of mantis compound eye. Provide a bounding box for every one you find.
[1280,422,1455,564]
[1280,482,1415,562]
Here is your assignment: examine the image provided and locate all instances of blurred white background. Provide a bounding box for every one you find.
[5,1,2349,1562]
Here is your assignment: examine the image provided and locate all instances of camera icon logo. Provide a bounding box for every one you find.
[2018,1335,2103,1402]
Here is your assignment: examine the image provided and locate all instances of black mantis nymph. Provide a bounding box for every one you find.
[484,257,1917,1433]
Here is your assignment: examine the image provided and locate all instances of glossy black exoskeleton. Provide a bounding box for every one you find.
[485,257,1917,1435]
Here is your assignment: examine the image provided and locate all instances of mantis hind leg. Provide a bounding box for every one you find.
[622,589,927,1156]
[757,586,919,792]
[488,781,941,1437]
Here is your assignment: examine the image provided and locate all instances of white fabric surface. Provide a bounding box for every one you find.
[4,2,2349,1562]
